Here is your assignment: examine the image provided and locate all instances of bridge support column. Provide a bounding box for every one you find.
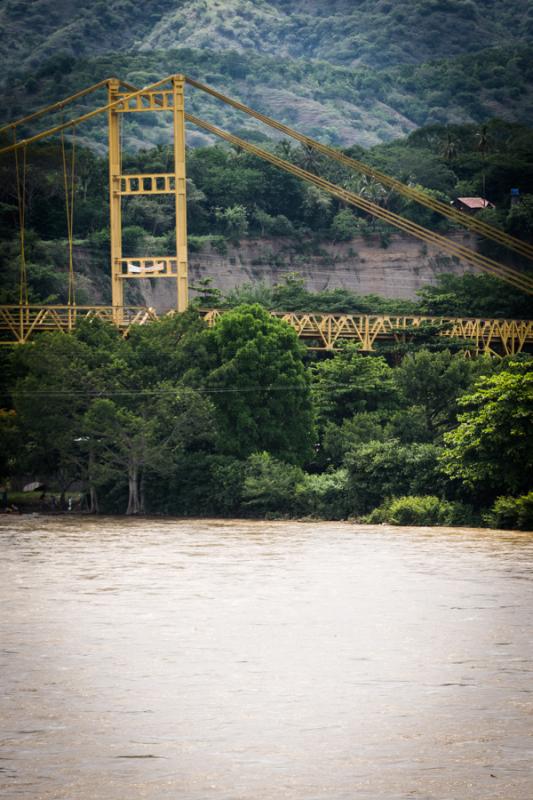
[172,75,189,312]
[108,78,123,324]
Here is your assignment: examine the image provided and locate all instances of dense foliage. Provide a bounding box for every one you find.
[3,0,531,76]
[1,309,531,528]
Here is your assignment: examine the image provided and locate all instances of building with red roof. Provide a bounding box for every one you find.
[453,197,495,213]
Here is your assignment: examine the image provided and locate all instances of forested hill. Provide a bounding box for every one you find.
[2,0,533,147]
[2,0,532,73]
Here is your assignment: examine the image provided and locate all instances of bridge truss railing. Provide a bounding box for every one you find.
[1,305,531,354]
[201,310,533,355]
[0,305,157,345]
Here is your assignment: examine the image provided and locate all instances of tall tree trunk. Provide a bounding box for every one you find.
[88,447,99,513]
[140,468,146,515]
[89,485,99,514]
[126,463,141,515]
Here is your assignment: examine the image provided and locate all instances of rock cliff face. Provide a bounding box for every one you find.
[132,232,478,312]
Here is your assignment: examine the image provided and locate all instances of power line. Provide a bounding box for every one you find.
[3,381,395,398]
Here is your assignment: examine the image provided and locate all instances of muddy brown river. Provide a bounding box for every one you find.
[1,516,532,799]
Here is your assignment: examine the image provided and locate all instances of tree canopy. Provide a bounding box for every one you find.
[206,304,314,464]
[1,314,531,526]
[441,364,533,496]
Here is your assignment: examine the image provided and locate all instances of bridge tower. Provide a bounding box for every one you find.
[107,75,189,322]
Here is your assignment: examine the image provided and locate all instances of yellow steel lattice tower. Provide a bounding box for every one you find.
[107,75,189,320]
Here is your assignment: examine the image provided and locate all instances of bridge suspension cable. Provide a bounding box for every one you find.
[60,127,77,307]
[185,112,533,294]
[13,130,28,308]
[119,77,533,293]
[6,75,533,263]
[0,79,112,136]
[185,77,533,263]
[0,76,175,156]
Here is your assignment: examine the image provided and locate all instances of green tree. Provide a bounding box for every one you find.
[214,204,249,240]
[441,365,533,497]
[0,409,20,484]
[190,277,224,308]
[207,304,314,464]
[312,345,398,428]
[322,411,387,465]
[394,349,486,436]
[84,386,215,515]
[344,440,445,514]
[417,273,533,319]
[12,332,101,503]
[331,209,362,241]
[505,194,533,240]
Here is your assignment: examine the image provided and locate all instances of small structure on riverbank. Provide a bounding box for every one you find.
[453,197,495,213]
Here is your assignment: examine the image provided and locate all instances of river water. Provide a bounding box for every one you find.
[1,516,532,799]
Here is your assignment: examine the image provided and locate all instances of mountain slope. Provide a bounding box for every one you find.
[3,45,533,151]
[2,0,532,78]
[1,0,532,149]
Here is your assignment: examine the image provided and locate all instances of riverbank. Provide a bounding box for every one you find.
[2,507,531,533]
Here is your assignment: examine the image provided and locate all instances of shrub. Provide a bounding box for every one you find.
[210,236,228,255]
[331,209,361,241]
[484,492,533,531]
[295,469,350,519]
[88,228,110,253]
[269,214,294,236]
[242,452,305,515]
[344,440,445,514]
[364,495,457,526]
[122,225,146,255]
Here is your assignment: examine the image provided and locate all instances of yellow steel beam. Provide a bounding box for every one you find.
[184,113,533,294]
[108,79,123,323]
[172,75,189,312]
[118,173,175,194]
[186,76,533,262]
[114,89,176,112]
[0,75,176,156]
[0,305,157,344]
[200,309,533,355]
[0,78,111,135]
[1,304,531,354]
[116,257,179,278]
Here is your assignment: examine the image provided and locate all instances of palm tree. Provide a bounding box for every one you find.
[345,174,390,229]
[476,124,490,199]
[276,139,294,161]
[296,144,322,175]
[442,131,458,162]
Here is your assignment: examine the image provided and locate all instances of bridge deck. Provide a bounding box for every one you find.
[0,305,532,355]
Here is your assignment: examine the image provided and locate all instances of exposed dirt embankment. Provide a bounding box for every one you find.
[135,232,478,313]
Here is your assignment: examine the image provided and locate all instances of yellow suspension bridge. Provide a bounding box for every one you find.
[1,74,532,354]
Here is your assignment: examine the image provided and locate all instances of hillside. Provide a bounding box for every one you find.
[2,0,532,75]
[1,1,533,148]
[3,45,533,153]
